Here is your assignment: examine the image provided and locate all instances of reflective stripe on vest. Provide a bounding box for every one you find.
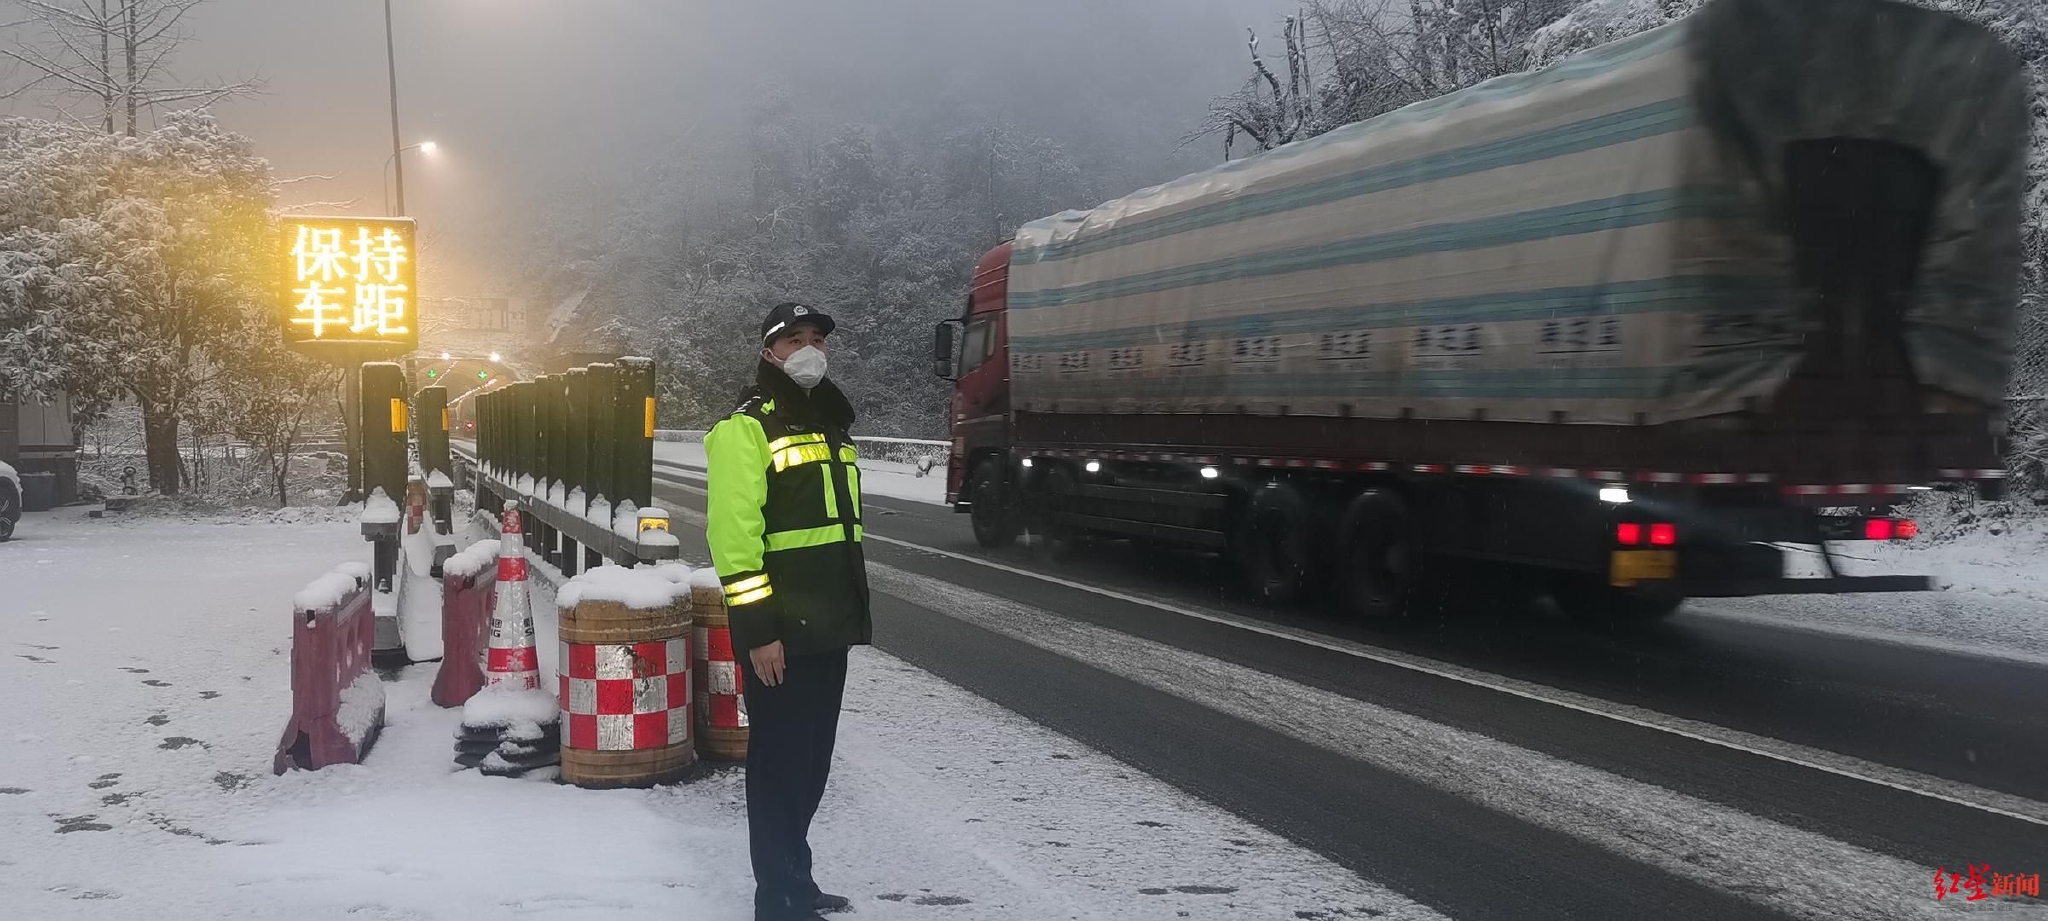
[772,441,833,473]
[768,433,826,453]
[766,523,864,553]
[723,573,773,607]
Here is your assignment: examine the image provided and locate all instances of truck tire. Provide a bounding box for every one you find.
[1038,465,1086,562]
[1552,577,1686,629]
[1234,483,1324,606]
[0,484,15,541]
[1333,488,1413,622]
[967,459,1019,549]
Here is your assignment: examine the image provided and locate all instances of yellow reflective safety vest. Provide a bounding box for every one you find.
[705,377,872,656]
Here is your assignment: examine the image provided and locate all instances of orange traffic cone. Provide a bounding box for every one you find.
[457,502,561,777]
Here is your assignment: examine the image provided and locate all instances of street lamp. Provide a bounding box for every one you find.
[383,140,439,216]
[489,352,502,363]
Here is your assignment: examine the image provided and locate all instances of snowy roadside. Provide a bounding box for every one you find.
[1686,506,2048,665]
[1,506,1425,920]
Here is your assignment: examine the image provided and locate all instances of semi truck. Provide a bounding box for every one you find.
[932,0,2028,624]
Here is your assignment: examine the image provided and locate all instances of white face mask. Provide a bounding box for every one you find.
[778,345,828,389]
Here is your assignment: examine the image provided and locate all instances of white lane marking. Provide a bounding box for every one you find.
[653,475,2048,828]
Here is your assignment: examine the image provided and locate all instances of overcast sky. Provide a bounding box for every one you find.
[4,1,1296,290]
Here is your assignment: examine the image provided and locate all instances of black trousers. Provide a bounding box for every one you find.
[739,647,848,915]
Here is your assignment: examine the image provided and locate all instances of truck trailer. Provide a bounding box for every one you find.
[935,0,2027,624]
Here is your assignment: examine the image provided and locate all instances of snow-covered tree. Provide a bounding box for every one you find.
[206,319,339,506]
[0,111,276,493]
[1523,0,1702,66]
[1192,0,1577,157]
[541,98,1094,438]
[0,117,128,417]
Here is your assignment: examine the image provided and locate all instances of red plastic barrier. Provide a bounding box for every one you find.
[431,541,500,708]
[274,564,385,774]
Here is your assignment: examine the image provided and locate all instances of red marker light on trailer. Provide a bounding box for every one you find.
[1864,518,1895,541]
[1616,523,1643,545]
[1895,518,1918,540]
[1649,523,1677,546]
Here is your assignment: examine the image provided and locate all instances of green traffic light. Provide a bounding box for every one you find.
[477,370,490,381]
[426,368,439,379]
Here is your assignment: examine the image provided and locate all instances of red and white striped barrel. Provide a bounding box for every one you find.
[558,638,692,752]
[484,503,540,691]
[691,583,749,760]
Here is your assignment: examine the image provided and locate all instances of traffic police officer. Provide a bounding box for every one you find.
[707,301,871,921]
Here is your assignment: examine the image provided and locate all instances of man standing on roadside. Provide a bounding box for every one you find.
[706,301,872,921]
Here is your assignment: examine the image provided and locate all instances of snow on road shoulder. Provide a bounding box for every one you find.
[1688,505,2048,665]
[1,503,1436,920]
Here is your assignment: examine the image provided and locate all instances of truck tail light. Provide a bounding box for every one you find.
[1895,518,1918,540]
[1616,523,1642,545]
[1649,523,1677,546]
[1864,518,1894,540]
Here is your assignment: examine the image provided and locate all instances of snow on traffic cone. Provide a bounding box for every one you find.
[456,501,562,778]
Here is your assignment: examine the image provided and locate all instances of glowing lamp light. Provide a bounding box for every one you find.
[638,507,672,533]
[418,140,439,155]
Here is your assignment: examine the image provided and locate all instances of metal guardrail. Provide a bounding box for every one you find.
[468,455,678,569]
[463,357,677,573]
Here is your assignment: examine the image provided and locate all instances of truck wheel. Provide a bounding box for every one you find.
[1235,483,1323,605]
[1553,577,1686,629]
[967,459,1019,549]
[1333,489,1413,622]
[1039,466,1086,562]
[0,485,16,541]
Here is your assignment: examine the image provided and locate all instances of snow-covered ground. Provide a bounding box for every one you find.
[1688,506,2048,665]
[0,505,1426,920]
[654,440,947,506]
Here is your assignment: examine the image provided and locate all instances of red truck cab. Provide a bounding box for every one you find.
[938,242,1013,510]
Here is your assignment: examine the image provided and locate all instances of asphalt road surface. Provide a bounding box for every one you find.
[465,446,2048,919]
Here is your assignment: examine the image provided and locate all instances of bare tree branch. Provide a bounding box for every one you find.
[2,0,255,134]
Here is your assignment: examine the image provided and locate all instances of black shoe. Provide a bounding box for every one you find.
[755,909,827,921]
[813,892,853,913]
